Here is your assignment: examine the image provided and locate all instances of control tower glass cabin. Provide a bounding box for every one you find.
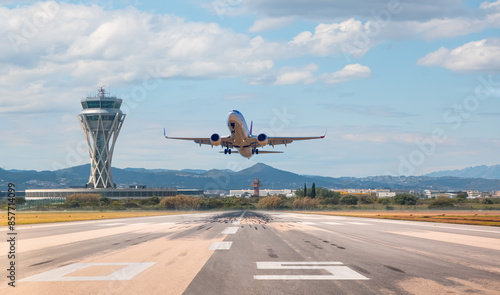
[78,87,126,188]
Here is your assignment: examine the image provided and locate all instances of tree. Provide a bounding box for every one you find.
[304,183,307,197]
[311,183,316,198]
[340,195,358,205]
[455,193,467,203]
[393,194,418,205]
[482,198,494,204]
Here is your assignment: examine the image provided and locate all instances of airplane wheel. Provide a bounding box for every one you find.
[224,149,227,154]
[256,149,259,155]
[252,149,255,155]
[228,149,232,154]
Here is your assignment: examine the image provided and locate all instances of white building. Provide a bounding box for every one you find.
[230,189,294,198]
[376,191,396,198]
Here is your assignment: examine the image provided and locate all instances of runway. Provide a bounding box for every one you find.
[1,211,499,294]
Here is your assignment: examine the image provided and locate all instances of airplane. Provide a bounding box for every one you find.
[164,110,325,159]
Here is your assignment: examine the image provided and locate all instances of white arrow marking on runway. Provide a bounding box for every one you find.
[254,262,369,280]
[20,262,156,282]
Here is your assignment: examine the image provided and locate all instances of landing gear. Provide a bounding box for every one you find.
[224,148,232,155]
[252,148,259,155]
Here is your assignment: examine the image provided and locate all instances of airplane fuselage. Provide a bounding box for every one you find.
[227,110,253,158]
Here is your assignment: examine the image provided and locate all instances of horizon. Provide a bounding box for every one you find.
[1,1,500,177]
[2,162,500,179]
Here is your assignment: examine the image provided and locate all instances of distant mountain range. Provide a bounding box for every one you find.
[1,163,500,192]
[424,165,500,179]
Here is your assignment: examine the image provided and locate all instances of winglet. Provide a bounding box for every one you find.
[250,121,253,135]
[321,128,327,138]
[164,128,167,138]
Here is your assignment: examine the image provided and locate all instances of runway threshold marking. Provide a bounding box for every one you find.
[254,262,369,280]
[209,241,233,250]
[222,227,239,234]
[19,262,156,282]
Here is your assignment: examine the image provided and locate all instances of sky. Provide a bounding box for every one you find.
[1,0,500,177]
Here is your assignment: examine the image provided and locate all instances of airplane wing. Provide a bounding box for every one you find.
[266,135,325,147]
[165,135,234,148]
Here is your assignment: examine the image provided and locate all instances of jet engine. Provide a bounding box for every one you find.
[257,133,268,146]
[210,133,221,146]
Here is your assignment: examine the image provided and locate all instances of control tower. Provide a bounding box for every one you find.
[251,178,262,196]
[78,87,126,188]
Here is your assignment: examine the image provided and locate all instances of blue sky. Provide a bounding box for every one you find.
[1,0,500,177]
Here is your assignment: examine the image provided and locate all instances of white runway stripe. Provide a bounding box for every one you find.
[322,222,344,225]
[98,223,126,226]
[209,241,233,250]
[345,222,371,225]
[222,227,239,234]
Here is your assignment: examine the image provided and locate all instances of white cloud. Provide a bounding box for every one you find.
[321,64,371,84]
[274,64,318,85]
[289,19,375,57]
[417,39,500,72]
[249,16,295,32]
[480,0,500,10]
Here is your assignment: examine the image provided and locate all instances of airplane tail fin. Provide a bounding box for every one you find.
[250,121,253,135]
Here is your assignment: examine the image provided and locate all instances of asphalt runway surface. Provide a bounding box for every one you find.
[1,211,499,294]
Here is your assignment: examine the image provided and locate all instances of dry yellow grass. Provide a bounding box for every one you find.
[293,210,500,226]
[0,211,197,226]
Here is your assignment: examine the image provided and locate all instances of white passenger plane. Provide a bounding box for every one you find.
[165,110,325,159]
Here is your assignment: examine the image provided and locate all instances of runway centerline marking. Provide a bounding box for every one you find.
[209,241,233,250]
[19,262,156,282]
[323,222,344,225]
[345,222,371,225]
[222,227,239,234]
[98,223,126,226]
[254,262,369,280]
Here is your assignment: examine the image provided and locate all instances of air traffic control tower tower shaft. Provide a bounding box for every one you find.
[78,87,126,188]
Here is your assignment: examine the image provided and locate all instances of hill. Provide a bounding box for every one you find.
[1,163,500,192]
[424,164,500,179]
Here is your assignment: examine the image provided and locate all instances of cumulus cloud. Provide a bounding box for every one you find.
[289,19,376,57]
[417,39,500,72]
[321,64,371,84]
[274,64,318,85]
[249,16,295,32]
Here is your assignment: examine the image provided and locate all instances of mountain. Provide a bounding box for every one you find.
[424,164,500,179]
[1,163,500,192]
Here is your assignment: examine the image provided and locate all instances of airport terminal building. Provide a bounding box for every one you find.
[24,188,202,199]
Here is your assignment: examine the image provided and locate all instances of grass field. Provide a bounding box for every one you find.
[0,211,196,226]
[296,211,500,226]
[2,210,500,227]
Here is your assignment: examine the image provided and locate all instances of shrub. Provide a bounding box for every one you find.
[293,197,319,209]
[258,196,283,209]
[428,197,455,209]
[66,193,101,206]
[340,195,358,205]
[160,194,200,210]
